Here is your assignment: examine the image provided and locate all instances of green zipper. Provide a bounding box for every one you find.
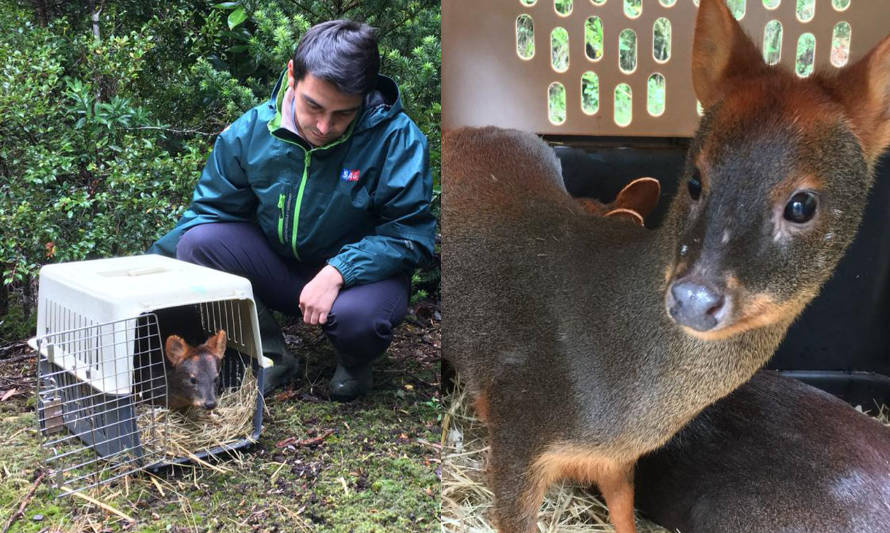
[277,193,285,244]
[285,128,356,260]
[291,151,310,260]
[270,109,359,260]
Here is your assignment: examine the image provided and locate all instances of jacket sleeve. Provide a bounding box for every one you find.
[147,119,256,257]
[326,127,436,287]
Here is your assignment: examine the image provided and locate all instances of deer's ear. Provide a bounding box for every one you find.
[692,0,766,108]
[612,177,660,220]
[203,330,227,361]
[165,335,190,367]
[825,34,890,163]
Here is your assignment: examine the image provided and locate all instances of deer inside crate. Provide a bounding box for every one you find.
[442,0,890,531]
[32,254,268,492]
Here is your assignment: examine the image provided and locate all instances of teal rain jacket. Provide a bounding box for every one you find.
[148,74,436,287]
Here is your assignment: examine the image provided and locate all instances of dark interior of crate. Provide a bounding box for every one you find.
[136,304,262,468]
[135,304,256,401]
[552,137,890,407]
[38,358,144,460]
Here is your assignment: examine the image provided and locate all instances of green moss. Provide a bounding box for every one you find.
[0,309,440,531]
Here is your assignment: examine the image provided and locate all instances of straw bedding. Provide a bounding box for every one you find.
[441,381,670,533]
[442,379,890,533]
[136,369,259,458]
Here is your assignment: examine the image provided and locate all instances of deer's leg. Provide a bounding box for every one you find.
[597,460,637,533]
[472,388,490,424]
[487,434,548,533]
[532,445,638,533]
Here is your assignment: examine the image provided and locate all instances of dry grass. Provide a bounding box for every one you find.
[137,369,259,459]
[440,380,670,533]
[2,313,441,531]
[874,404,890,426]
[442,378,890,533]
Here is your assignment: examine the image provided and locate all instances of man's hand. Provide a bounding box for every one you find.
[299,265,344,325]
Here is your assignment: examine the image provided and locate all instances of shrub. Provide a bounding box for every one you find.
[0,0,441,324]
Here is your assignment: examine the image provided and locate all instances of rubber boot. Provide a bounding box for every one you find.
[256,302,300,395]
[329,352,376,402]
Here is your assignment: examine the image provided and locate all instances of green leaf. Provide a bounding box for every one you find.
[227,7,248,30]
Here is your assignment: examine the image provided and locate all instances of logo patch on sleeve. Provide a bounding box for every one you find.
[340,168,360,182]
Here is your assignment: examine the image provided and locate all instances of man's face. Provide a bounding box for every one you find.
[288,60,363,147]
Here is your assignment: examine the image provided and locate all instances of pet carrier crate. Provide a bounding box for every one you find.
[442,0,890,406]
[28,254,270,494]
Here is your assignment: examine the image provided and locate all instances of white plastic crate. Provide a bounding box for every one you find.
[29,254,271,492]
[34,255,266,391]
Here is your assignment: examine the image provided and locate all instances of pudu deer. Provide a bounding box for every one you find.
[135,305,227,411]
[634,370,890,533]
[441,0,890,531]
[163,331,226,410]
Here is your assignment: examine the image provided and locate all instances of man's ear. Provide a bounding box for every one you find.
[287,59,295,89]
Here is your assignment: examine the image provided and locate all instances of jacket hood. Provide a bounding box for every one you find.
[267,71,403,138]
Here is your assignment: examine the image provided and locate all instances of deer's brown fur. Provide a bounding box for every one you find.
[441,0,890,531]
[635,371,890,533]
[164,330,225,410]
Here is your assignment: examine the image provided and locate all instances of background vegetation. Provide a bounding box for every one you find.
[0,0,441,344]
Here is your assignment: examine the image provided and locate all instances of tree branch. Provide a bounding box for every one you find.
[127,125,218,137]
[0,342,29,359]
[1,471,45,533]
[286,0,322,22]
[340,0,365,16]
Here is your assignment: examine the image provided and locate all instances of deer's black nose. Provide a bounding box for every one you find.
[203,400,217,410]
[668,280,726,331]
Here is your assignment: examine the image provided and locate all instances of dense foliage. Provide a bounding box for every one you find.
[0,0,440,340]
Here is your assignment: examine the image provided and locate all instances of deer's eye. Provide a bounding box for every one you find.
[688,168,702,201]
[783,191,817,223]
[189,376,197,385]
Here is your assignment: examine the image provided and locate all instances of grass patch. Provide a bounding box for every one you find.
[0,307,441,532]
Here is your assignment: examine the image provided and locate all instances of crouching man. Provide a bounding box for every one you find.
[149,20,435,402]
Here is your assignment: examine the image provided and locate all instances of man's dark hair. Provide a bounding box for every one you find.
[293,19,380,95]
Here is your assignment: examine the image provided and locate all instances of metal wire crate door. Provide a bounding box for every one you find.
[36,314,169,494]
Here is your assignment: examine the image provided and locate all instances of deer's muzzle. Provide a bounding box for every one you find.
[666,278,728,331]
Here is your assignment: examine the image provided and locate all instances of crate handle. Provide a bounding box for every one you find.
[126,267,168,277]
[96,266,171,278]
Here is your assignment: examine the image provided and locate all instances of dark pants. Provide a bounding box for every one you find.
[176,222,409,366]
